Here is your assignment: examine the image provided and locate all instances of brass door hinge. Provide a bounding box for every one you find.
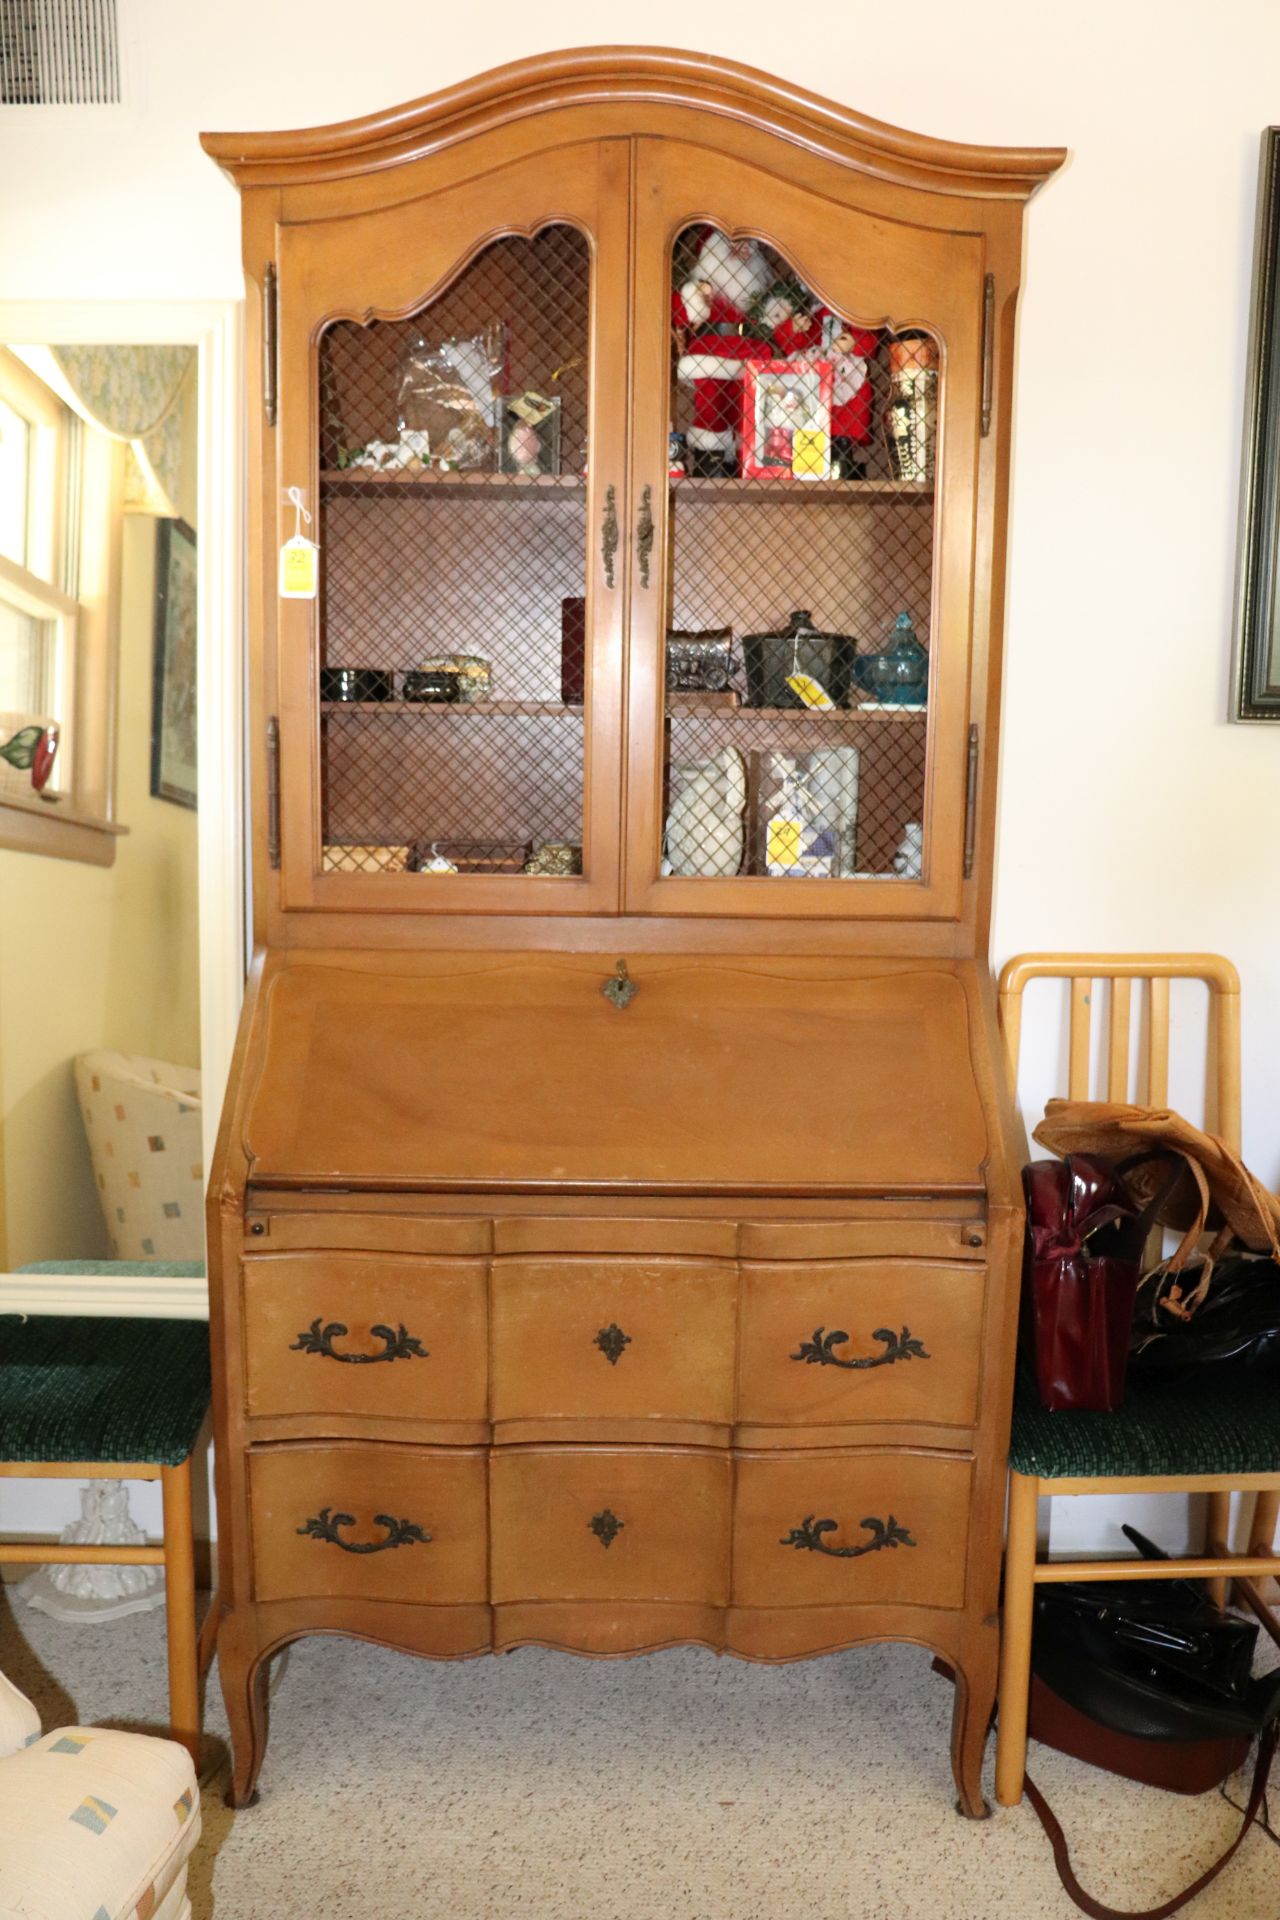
[963,723,979,879]
[980,272,994,438]
[266,716,281,869]
[263,262,278,428]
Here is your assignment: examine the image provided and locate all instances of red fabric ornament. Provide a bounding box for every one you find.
[677,333,774,452]
[816,314,880,445]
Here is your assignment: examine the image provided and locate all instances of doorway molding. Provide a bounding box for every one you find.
[0,299,245,1195]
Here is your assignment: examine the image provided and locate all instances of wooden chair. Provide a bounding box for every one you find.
[994,953,1280,1808]
[0,1297,215,1765]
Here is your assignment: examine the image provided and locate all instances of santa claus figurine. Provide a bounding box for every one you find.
[673,232,880,479]
[673,231,777,476]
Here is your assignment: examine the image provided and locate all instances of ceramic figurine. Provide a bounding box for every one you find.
[893,822,924,879]
[663,746,746,877]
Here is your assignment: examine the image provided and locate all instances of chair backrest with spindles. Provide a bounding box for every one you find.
[996,953,1241,1153]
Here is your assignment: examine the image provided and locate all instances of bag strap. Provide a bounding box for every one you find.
[1022,1722,1277,1920]
[1126,1153,1202,1252]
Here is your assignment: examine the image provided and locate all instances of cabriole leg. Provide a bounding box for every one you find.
[217,1607,270,1808]
[949,1620,998,1819]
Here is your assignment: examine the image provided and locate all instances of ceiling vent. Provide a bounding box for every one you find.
[1,0,121,105]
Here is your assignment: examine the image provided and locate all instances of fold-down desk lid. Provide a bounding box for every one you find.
[242,954,989,1196]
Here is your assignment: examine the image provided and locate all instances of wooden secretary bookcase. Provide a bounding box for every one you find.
[202,49,1062,1814]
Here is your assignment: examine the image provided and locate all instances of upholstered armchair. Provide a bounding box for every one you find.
[74,1051,204,1263]
[0,1662,200,1920]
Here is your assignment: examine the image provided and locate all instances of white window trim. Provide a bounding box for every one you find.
[0,346,119,856]
[0,299,244,1196]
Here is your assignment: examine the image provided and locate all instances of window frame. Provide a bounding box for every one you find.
[0,348,126,865]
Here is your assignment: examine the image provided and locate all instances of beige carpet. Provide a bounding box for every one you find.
[2,1593,1277,1918]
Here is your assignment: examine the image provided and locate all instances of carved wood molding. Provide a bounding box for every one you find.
[201,47,1065,201]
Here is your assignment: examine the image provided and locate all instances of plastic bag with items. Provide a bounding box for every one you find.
[395,320,505,471]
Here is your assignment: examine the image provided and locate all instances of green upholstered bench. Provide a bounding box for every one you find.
[0,1266,211,1761]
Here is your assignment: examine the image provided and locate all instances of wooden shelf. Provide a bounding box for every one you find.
[321,700,924,722]
[670,476,933,504]
[669,702,928,724]
[320,469,585,494]
[321,700,583,715]
[319,470,929,503]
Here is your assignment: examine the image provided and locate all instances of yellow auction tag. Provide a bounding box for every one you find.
[279,534,318,600]
[767,817,803,869]
[792,429,828,478]
[785,672,834,711]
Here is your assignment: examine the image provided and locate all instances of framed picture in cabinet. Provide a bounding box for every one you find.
[495,392,561,476]
[150,516,198,808]
[1234,127,1280,721]
[740,359,833,481]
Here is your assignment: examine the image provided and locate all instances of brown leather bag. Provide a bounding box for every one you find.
[1033,1102,1280,1316]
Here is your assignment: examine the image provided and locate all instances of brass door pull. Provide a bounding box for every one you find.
[602,484,619,587]
[637,485,654,587]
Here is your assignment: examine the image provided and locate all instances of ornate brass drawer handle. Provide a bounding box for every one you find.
[781,1514,916,1558]
[297,1508,432,1554]
[790,1325,929,1370]
[290,1318,428,1365]
[594,1323,631,1365]
[589,1508,624,1548]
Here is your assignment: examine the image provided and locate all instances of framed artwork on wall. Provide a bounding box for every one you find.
[150,516,198,806]
[1234,127,1280,721]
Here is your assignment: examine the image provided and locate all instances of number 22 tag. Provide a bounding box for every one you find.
[279,487,319,599]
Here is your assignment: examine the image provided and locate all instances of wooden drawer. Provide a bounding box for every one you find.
[242,1253,487,1430]
[732,1449,972,1610]
[738,1260,984,1434]
[491,1258,736,1436]
[490,1447,731,1604]
[249,1443,487,1604]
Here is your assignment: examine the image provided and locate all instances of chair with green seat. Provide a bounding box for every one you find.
[994,952,1280,1808]
[0,1267,212,1764]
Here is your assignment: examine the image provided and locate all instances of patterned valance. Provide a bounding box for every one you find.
[50,346,195,516]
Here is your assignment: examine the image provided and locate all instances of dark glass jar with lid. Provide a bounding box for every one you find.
[741,609,859,709]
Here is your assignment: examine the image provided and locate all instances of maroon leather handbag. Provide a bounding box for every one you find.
[1022,1154,1182,1412]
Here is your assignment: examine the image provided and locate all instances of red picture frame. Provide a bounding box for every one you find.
[740,357,834,481]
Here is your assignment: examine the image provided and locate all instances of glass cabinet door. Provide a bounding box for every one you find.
[274,142,630,912]
[622,139,983,919]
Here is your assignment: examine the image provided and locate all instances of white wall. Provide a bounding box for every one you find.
[1,1,1277,1558]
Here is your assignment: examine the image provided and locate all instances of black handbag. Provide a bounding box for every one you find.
[1024,1526,1280,1918]
[1130,1252,1280,1381]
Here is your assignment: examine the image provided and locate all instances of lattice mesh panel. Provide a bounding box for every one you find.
[663,225,937,882]
[317,227,590,877]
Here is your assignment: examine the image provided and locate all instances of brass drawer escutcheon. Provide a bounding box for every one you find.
[781,1514,916,1559]
[601,959,637,1009]
[594,1322,631,1365]
[588,1508,624,1548]
[790,1325,929,1371]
